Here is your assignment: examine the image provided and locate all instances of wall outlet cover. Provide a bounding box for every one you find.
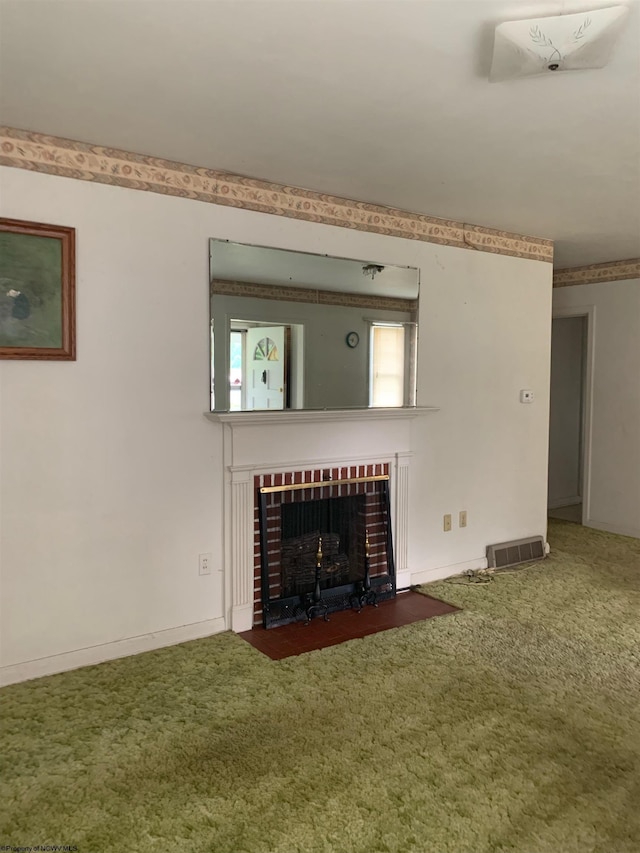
[199,553,212,575]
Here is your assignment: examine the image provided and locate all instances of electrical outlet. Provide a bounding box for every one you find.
[443,514,452,532]
[199,553,212,576]
[459,510,467,528]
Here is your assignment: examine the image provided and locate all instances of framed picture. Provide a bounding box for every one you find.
[0,218,76,360]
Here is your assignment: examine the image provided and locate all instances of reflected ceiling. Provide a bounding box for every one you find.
[210,240,419,299]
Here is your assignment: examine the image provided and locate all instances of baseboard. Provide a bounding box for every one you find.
[585,518,640,539]
[0,616,226,687]
[410,556,488,587]
[548,496,582,509]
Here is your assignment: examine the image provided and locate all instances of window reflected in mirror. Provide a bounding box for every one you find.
[370,324,406,408]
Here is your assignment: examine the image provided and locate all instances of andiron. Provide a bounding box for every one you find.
[304,536,330,625]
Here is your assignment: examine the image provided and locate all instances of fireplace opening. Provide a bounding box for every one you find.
[281,494,366,598]
[257,471,395,628]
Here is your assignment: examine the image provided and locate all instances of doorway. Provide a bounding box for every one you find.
[228,321,304,411]
[547,312,592,524]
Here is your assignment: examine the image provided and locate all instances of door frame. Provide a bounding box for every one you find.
[550,305,596,525]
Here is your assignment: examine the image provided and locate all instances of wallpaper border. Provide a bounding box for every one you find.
[1,127,553,263]
[210,279,418,313]
[553,259,640,287]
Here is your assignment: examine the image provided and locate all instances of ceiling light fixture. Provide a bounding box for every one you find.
[489,5,630,82]
[362,264,385,280]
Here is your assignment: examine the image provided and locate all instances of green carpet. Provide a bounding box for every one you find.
[1,520,639,853]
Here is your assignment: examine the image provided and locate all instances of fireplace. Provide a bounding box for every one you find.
[255,464,395,628]
[208,406,427,633]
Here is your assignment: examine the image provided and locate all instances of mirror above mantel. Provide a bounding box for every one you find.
[209,239,419,413]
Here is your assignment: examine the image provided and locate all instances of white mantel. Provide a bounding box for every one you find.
[205,407,438,425]
[207,407,438,632]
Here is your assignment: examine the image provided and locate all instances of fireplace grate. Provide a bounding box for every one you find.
[264,578,396,628]
[281,529,351,596]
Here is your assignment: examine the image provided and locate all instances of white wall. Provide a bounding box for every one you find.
[553,279,640,538]
[0,166,553,683]
[411,248,552,581]
[548,316,585,508]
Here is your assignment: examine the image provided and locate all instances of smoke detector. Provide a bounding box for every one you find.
[489,5,630,82]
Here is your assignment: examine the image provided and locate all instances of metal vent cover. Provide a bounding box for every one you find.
[486,536,545,569]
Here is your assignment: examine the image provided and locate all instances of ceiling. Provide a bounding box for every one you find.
[210,239,420,297]
[1,0,639,268]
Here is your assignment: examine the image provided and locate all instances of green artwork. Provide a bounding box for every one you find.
[0,231,63,348]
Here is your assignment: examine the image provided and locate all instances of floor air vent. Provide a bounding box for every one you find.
[486,536,545,569]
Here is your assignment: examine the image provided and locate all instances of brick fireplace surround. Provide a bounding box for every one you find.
[254,462,392,626]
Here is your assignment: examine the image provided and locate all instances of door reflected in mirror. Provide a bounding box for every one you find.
[210,240,419,412]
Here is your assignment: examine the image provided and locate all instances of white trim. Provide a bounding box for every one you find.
[222,422,233,631]
[585,518,640,539]
[410,556,488,586]
[548,496,582,509]
[396,571,412,590]
[205,407,438,426]
[230,604,254,633]
[551,305,596,527]
[0,617,226,687]
[228,450,413,476]
[394,451,412,581]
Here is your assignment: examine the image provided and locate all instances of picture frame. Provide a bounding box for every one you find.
[0,217,76,360]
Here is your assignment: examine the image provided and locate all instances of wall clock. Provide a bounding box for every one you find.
[346,331,360,348]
